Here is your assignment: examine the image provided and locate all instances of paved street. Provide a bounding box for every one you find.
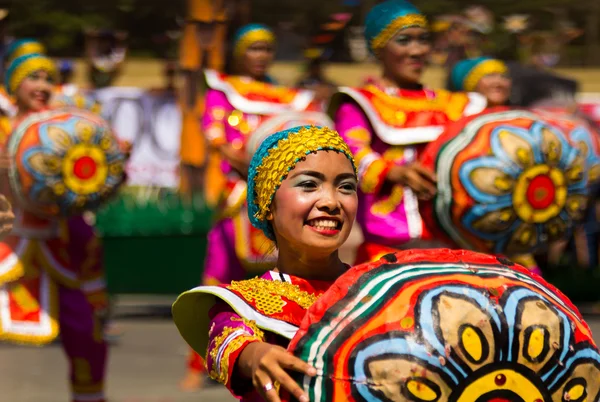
[0,315,236,402]
[2,308,600,402]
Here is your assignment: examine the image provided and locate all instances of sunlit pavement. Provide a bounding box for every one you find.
[0,315,237,402]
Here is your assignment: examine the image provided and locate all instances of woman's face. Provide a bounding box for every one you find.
[269,150,358,258]
[380,27,431,86]
[476,73,512,107]
[241,41,274,79]
[15,70,54,112]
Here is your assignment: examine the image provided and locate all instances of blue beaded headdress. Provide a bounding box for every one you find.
[246,125,356,240]
[364,0,428,55]
[450,57,509,91]
[232,23,275,59]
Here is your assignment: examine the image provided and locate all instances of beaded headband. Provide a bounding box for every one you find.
[233,24,275,59]
[5,53,58,95]
[371,14,428,55]
[462,59,509,91]
[247,125,357,240]
[6,39,46,64]
[365,0,428,56]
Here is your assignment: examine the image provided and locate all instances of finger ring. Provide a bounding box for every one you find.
[263,382,274,392]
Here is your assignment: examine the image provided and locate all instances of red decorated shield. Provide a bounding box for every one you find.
[287,249,600,402]
[419,108,600,256]
[7,108,126,217]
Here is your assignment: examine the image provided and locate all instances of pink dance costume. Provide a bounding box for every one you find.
[330,84,486,263]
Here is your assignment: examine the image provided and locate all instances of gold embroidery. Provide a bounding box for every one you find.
[228,277,319,315]
[371,185,404,215]
[207,320,265,385]
[346,127,371,142]
[366,86,470,125]
[224,76,296,104]
[360,159,390,194]
[382,147,405,162]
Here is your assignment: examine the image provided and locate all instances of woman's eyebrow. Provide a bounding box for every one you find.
[289,170,326,180]
[335,173,358,183]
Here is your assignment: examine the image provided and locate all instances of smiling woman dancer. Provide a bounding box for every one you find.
[173,125,358,402]
[181,23,319,390]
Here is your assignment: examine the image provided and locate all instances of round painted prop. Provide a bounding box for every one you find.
[419,108,600,256]
[245,111,334,157]
[8,108,126,217]
[287,249,600,402]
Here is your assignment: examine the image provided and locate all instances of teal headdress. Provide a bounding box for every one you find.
[450,57,509,91]
[5,53,57,95]
[247,125,356,240]
[232,23,275,59]
[364,0,428,56]
[5,39,46,64]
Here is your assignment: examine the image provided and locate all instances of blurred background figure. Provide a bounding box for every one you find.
[57,59,77,96]
[450,56,511,107]
[296,56,336,103]
[85,29,128,89]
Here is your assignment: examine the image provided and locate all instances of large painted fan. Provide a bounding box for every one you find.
[419,107,600,257]
[286,248,600,402]
[7,108,126,217]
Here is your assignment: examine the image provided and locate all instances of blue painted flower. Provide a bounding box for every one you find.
[459,121,589,255]
[352,284,600,402]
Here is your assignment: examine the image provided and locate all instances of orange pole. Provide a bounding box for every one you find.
[179,0,231,204]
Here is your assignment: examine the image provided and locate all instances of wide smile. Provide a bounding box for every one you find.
[305,217,342,236]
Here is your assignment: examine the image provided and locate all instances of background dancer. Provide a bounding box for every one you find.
[330,0,485,264]
[0,53,108,402]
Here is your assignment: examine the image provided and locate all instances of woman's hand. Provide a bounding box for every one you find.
[238,342,316,402]
[387,162,437,200]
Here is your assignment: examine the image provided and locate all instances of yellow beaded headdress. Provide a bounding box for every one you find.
[5,53,58,95]
[233,23,275,59]
[451,57,509,91]
[247,125,356,240]
[365,0,428,56]
[5,39,46,64]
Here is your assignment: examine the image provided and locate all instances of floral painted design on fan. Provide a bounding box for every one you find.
[568,125,600,186]
[350,285,599,402]
[459,120,587,255]
[9,109,125,217]
[288,249,600,402]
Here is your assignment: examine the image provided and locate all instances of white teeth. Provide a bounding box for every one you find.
[308,219,339,229]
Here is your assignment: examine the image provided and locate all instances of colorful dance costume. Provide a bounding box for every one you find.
[201,24,317,285]
[0,54,107,402]
[187,24,317,373]
[173,126,356,401]
[449,57,542,274]
[6,42,109,307]
[330,0,486,263]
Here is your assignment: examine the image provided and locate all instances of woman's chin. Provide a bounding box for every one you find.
[302,230,348,254]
